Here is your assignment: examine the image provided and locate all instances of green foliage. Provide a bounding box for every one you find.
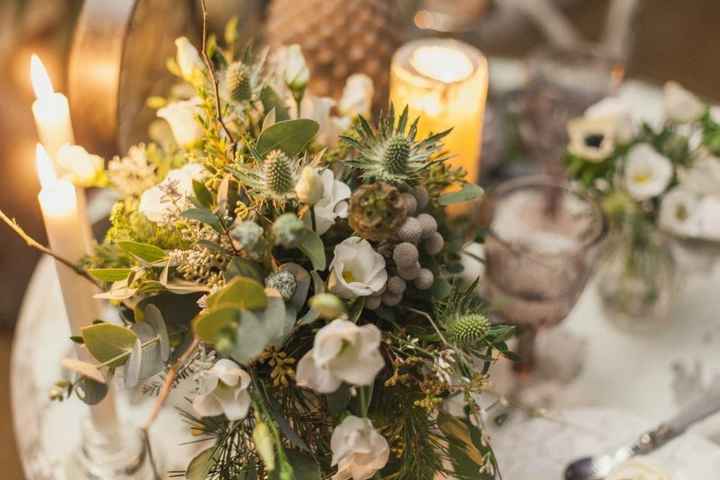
[81,323,139,368]
[438,183,484,206]
[256,119,320,157]
[105,198,189,251]
[343,105,451,186]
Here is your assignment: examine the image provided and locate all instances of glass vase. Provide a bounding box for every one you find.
[597,226,676,333]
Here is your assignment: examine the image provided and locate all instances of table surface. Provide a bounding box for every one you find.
[12,63,720,479]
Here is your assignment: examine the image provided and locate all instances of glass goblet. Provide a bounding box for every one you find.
[484,176,607,376]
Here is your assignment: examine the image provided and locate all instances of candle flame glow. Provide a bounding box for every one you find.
[410,46,474,84]
[36,144,57,190]
[30,54,55,99]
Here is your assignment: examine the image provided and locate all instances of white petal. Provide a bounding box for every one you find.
[192,392,224,418]
[296,350,342,393]
[215,386,251,421]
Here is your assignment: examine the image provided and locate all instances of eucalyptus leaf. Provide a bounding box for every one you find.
[193,179,213,208]
[182,207,221,230]
[75,376,109,405]
[185,447,216,480]
[260,85,290,121]
[81,323,138,367]
[123,339,143,388]
[193,307,241,344]
[144,305,170,362]
[60,358,105,384]
[232,311,269,364]
[208,276,268,311]
[256,119,319,157]
[438,184,485,206]
[118,241,167,263]
[297,229,326,271]
[87,268,132,282]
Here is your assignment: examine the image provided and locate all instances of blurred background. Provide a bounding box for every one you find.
[0,0,719,477]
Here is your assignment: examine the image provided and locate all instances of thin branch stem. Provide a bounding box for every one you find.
[0,209,101,288]
[142,336,200,432]
[200,0,236,150]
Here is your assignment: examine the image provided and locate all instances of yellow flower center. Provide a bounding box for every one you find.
[342,270,355,283]
[632,171,652,184]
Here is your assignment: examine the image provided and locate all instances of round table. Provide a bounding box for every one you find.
[12,63,720,478]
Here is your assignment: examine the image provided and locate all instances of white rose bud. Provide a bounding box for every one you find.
[57,144,104,187]
[175,37,204,82]
[284,44,310,93]
[296,166,325,205]
[664,81,705,123]
[157,98,204,147]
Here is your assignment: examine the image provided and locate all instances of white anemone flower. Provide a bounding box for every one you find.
[567,117,616,162]
[659,188,702,238]
[192,359,251,421]
[139,163,205,223]
[329,237,387,298]
[624,144,673,201]
[664,81,705,123]
[157,98,204,147]
[305,169,351,234]
[584,96,635,143]
[296,319,385,393]
[330,416,390,480]
[339,74,374,119]
[175,37,204,82]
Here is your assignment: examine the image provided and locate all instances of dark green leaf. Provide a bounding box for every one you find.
[118,241,167,263]
[225,257,264,283]
[87,268,132,282]
[75,376,109,405]
[438,184,484,206]
[256,119,319,157]
[297,229,326,271]
[193,180,214,208]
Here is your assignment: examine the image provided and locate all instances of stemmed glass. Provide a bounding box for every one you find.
[483,176,607,376]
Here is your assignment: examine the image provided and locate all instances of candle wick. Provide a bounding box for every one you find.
[0,208,100,289]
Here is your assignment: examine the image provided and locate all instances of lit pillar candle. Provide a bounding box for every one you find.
[31,55,75,159]
[31,55,94,247]
[390,39,488,184]
[36,145,117,431]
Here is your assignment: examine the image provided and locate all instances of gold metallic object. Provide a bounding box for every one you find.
[69,0,194,155]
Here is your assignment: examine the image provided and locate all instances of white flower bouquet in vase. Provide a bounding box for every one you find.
[565,82,720,331]
[3,12,516,480]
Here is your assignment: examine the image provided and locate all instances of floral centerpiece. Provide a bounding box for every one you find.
[565,82,720,326]
[38,18,511,480]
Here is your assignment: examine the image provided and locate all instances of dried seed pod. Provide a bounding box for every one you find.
[423,232,445,255]
[393,242,419,268]
[413,268,434,290]
[397,217,422,244]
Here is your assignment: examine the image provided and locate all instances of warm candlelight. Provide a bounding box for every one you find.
[31,54,75,159]
[36,144,117,430]
[390,39,488,184]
